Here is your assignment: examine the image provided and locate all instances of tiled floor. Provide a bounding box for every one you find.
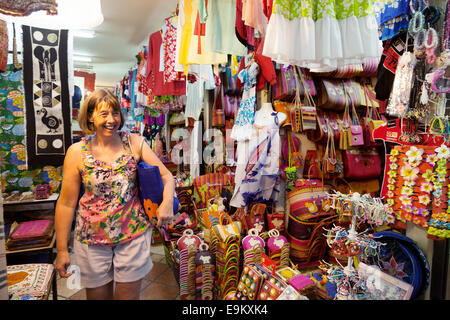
[49,244,180,300]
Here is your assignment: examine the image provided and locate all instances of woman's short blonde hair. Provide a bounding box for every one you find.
[77,89,125,134]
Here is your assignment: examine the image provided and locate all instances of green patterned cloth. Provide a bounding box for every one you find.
[272,0,314,20]
[0,65,62,195]
[272,0,374,21]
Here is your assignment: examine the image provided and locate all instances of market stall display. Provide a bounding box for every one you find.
[1,0,449,301]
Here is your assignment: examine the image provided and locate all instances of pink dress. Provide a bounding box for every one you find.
[163,18,181,83]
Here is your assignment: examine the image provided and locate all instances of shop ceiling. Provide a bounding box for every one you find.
[73,0,178,88]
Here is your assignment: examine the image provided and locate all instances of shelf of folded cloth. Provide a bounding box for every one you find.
[5,219,55,253]
[2,193,59,213]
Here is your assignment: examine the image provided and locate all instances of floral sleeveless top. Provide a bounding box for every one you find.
[75,131,149,246]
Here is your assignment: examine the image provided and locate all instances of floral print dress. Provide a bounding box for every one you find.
[75,131,150,246]
[231,59,259,142]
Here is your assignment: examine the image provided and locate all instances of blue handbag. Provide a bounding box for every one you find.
[136,139,179,224]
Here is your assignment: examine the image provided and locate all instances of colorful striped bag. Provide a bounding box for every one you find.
[192,173,234,208]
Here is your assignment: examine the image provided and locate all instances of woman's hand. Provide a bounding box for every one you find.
[156,199,174,228]
[54,250,72,278]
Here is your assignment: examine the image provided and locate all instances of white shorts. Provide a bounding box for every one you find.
[73,228,153,288]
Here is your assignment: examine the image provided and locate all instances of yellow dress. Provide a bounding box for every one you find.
[178,0,227,67]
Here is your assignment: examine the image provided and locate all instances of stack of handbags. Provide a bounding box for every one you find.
[316,78,382,111]
[286,179,337,267]
[312,57,379,79]
[192,173,235,208]
[272,66,317,102]
[306,110,343,144]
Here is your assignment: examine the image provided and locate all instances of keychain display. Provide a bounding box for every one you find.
[177,229,202,251]
[320,211,386,300]
[267,229,289,267]
[242,228,265,265]
[329,192,393,227]
[195,242,215,300]
[215,235,240,299]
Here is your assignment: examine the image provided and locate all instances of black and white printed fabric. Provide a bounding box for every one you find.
[22,25,72,167]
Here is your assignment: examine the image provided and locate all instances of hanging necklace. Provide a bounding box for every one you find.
[409,10,425,36]
[425,27,439,64]
[442,0,450,52]
[414,29,426,58]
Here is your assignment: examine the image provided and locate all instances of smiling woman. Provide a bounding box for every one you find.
[54,88,175,300]
[77,89,124,135]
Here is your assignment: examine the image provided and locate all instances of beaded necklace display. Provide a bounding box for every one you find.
[386,52,417,118]
[409,0,426,36]
[425,27,439,64]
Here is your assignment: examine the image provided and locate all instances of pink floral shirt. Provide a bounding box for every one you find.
[75,131,149,246]
[163,17,180,83]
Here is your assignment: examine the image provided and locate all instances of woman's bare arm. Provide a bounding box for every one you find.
[54,143,82,277]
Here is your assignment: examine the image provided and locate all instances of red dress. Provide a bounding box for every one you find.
[146,31,186,96]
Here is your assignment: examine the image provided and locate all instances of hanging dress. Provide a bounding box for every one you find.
[263,0,316,66]
[184,64,216,122]
[205,0,248,56]
[179,0,227,67]
[230,112,281,208]
[263,0,381,72]
[231,59,259,141]
[163,17,183,82]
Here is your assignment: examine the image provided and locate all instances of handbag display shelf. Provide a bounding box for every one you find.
[286,178,338,268]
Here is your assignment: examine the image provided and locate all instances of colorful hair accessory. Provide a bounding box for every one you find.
[431,68,450,93]
[414,30,426,58]
[409,11,425,36]
[425,27,439,64]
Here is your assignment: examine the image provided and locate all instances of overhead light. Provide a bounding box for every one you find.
[73,30,96,38]
[0,0,103,29]
[73,55,92,62]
